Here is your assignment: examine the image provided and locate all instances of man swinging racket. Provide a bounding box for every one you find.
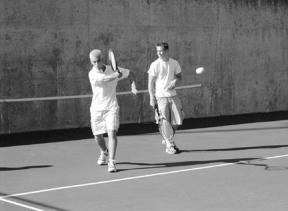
[88,49,138,172]
[148,42,184,154]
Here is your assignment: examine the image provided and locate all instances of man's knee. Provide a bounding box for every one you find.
[95,134,104,142]
[172,125,179,130]
[107,130,117,138]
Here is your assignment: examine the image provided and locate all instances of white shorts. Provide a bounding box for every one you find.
[90,108,119,136]
[156,96,184,126]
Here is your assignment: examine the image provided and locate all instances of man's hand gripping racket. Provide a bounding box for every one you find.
[108,48,139,95]
[154,104,174,144]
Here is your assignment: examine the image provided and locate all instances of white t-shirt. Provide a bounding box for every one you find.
[148,58,181,97]
[89,65,130,111]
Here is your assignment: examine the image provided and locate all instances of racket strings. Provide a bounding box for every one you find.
[155,105,174,141]
[108,49,118,71]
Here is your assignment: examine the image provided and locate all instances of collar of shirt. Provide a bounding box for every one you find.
[159,57,170,63]
[93,65,106,73]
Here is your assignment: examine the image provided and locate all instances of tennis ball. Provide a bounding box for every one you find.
[196,67,205,74]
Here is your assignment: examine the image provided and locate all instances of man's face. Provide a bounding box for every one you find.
[156,46,168,60]
[90,55,103,69]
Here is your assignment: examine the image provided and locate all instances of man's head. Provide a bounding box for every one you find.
[156,42,169,61]
[89,49,103,68]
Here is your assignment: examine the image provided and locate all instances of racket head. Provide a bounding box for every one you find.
[154,104,162,124]
[108,49,118,72]
[154,104,174,141]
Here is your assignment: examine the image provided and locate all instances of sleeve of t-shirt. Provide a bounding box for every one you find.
[88,71,95,84]
[147,62,157,77]
[175,60,181,74]
[89,71,103,85]
[89,70,117,85]
[118,67,130,80]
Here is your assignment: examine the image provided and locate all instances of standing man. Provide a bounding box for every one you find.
[148,42,184,154]
[89,49,138,172]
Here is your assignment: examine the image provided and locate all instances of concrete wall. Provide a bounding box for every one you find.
[1,0,288,134]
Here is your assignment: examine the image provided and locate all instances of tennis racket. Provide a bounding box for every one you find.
[108,49,120,73]
[154,104,174,142]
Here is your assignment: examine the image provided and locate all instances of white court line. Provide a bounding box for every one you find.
[0,197,45,211]
[1,163,232,199]
[0,84,202,102]
[1,153,288,201]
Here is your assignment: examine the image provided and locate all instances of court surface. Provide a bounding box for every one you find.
[1,120,288,211]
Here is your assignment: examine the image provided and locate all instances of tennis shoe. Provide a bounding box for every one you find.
[108,160,117,173]
[97,149,108,165]
[165,145,177,154]
[165,141,180,154]
[173,145,180,153]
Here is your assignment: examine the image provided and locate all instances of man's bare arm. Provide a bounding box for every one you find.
[174,72,182,86]
[89,72,121,85]
[148,74,157,107]
[127,70,138,94]
[167,72,182,90]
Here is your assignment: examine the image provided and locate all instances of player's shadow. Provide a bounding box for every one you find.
[180,144,288,153]
[237,161,288,171]
[0,191,69,211]
[117,157,257,172]
[0,165,52,171]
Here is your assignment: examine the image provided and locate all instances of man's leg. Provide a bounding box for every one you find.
[94,134,108,165]
[156,97,169,143]
[169,96,184,152]
[107,130,117,161]
[170,96,184,128]
[106,130,118,172]
[106,108,119,173]
[91,109,109,165]
[92,113,107,152]
[172,125,178,134]
[94,134,107,152]
[156,98,178,154]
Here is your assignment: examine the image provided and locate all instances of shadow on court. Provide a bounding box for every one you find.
[0,165,52,171]
[118,157,288,172]
[180,144,288,152]
[177,126,288,134]
[237,161,288,171]
[0,192,69,211]
[117,157,258,172]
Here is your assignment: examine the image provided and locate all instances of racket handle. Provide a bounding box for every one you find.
[154,104,158,110]
[154,104,160,116]
[117,70,122,78]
